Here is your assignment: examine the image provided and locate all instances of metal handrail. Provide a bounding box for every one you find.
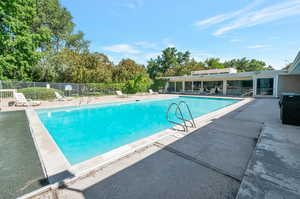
[177,101,196,128]
[166,103,188,132]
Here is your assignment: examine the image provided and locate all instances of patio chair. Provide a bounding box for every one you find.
[208,88,216,95]
[14,92,41,106]
[149,89,158,95]
[116,90,128,98]
[199,88,204,94]
[55,92,72,101]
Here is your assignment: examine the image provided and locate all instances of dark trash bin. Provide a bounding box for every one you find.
[280,93,300,125]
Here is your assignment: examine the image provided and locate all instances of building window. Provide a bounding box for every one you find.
[175,82,183,92]
[168,82,175,92]
[257,78,274,96]
[203,81,223,93]
[185,82,192,91]
[227,80,253,96]
[193,81,201,91]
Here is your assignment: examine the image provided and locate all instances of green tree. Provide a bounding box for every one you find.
[204,58,224,69]
[124,72,153,94]
[113,59,145,82]
[223,58,273,72]
[65,31,90,53]
[34,0,74,52]
[0,0,51,80]
[32,51,62,82]
[147,47,190,78]
[58,49,113,83]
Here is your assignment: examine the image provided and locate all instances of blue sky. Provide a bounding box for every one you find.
[61,0,300,69]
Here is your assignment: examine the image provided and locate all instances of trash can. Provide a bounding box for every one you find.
[280,93,300,125]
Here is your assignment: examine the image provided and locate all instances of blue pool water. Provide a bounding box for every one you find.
[37,96,238,164]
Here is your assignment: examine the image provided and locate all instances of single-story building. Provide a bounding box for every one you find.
[162,52,300,98]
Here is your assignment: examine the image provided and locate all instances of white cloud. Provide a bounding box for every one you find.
[125,0,144,9]
[102,44,140,54]
[213,0,300,36]
[195,0,300,36]
[195,0,263,27]
[134,41,157,49]
[247,44,268,49]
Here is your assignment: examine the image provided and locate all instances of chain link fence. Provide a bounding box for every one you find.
[0,80,125,109]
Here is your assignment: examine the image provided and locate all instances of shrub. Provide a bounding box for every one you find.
[18,87,63,100]
[151,79,168,92]
[124,73,153,94]
[86,82,126,94]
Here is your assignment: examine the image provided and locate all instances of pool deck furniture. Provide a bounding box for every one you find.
[116,90,128,98]
[208,88,216,95]
[0,94,175,112]
[149,89,158,95]
[55,92,72,101]
[14,92,41,106]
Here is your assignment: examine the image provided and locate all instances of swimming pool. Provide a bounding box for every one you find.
[37,96,238,164]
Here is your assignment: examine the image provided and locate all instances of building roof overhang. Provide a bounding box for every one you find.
[289,51,300,74]
[160,70,286,81]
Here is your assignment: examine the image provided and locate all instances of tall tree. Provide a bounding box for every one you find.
[0,0,51,80]
[223,58,273,72]
[113,59,145,82]
[204,58,225,69]
[147,47,190,78]
[57,49,113,83]
[65,31,90,53]
[34,0,74,51]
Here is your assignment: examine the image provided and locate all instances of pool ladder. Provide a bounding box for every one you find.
[166,101,196,132]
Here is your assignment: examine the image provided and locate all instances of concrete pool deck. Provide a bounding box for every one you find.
[12,97,300,199]
[0,111,47,199]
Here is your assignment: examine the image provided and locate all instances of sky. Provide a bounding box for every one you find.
[61,0,300,69]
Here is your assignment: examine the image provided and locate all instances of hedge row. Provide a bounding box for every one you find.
[18,87,63,100]
[86,83,126,92]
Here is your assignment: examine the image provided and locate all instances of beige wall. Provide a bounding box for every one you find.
[278,75,300,95]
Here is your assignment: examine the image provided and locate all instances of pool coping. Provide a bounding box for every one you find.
[25,95,253,185]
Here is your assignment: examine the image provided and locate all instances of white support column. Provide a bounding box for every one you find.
[165,82,169,93]
[223,80,227,95]
[182,81,185,93]
[201,81,204,89]
[274,75,279,97]
[253,76,257,96]
[174,82,176,93]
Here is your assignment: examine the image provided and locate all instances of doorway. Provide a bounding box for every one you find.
[256,78,274,96]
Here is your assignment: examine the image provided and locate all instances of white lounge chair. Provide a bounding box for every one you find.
[14,92,41,106]
[55,91,71,101]
[199,88,204,94]
[116,90,128,98]
[208,88,216,95]
[149,89,158,95]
